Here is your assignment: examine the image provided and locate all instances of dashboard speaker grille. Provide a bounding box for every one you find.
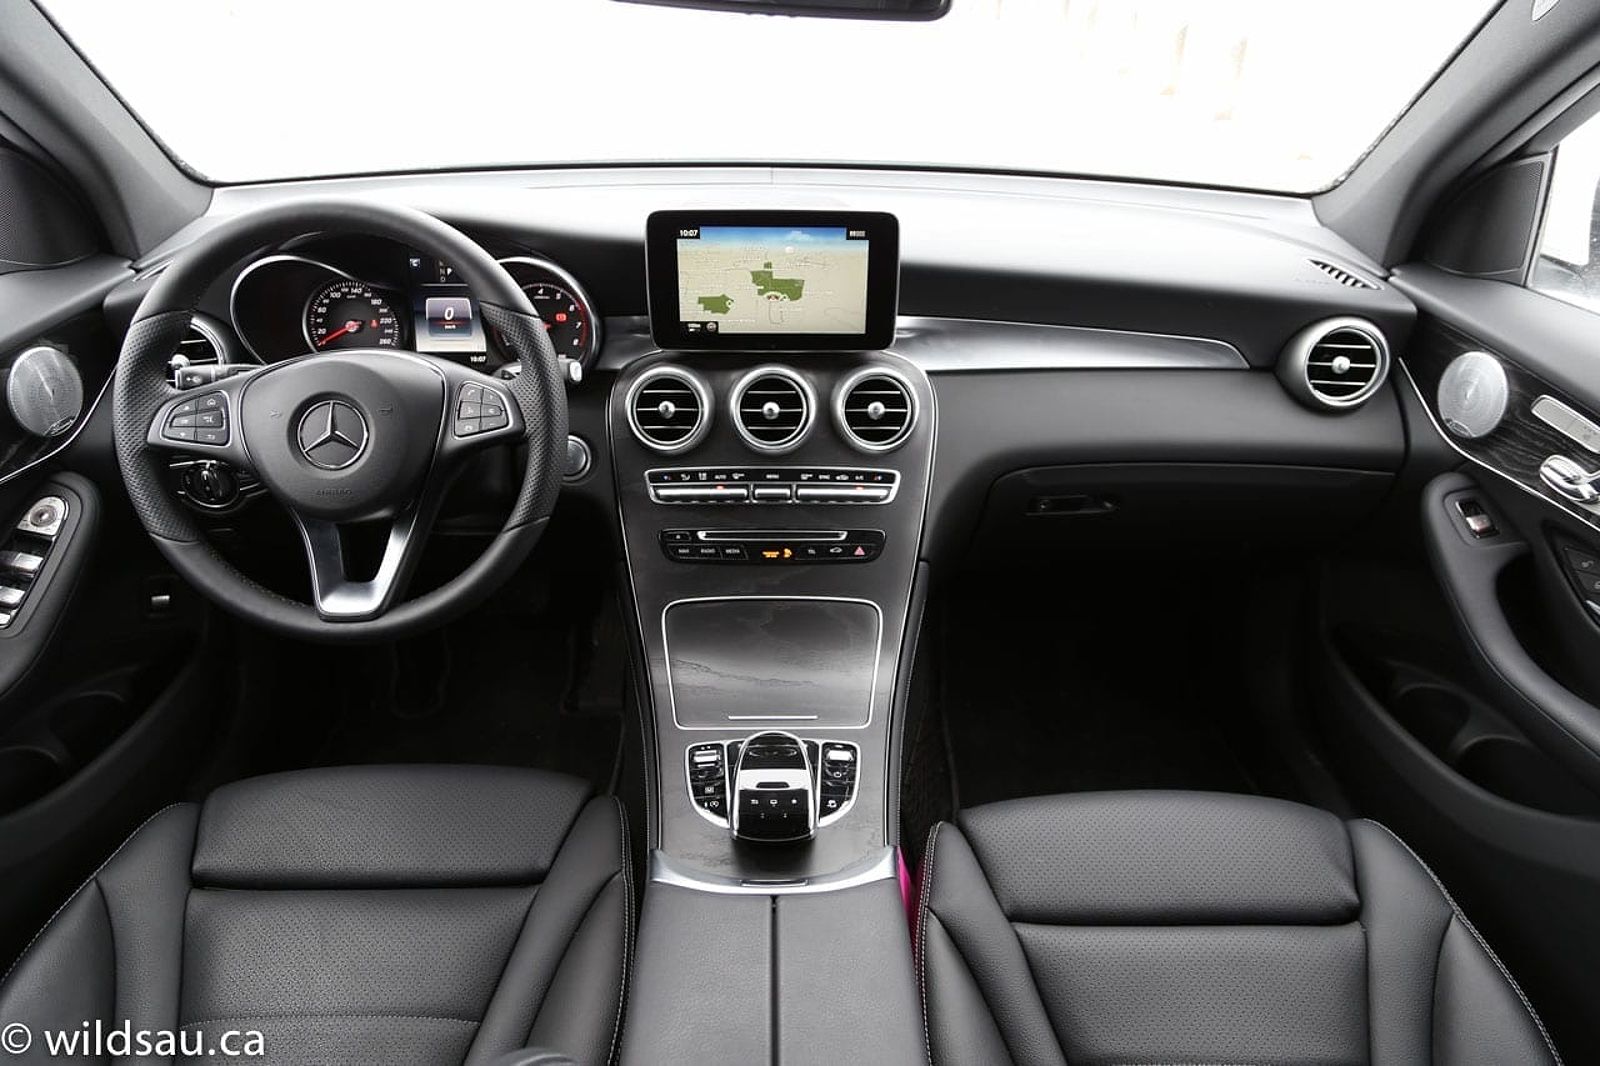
[1308,258,1378,290]
[837,370,915,452]
[628,367,710,453]
[733,369,813,453]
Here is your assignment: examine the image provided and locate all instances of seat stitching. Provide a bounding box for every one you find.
[1361,818,1563,1066]
[605,796,633,1066]
[465,887,540,1061]
[917,822,941,1066]
[0,803,184,989]
[520,809,627,1051]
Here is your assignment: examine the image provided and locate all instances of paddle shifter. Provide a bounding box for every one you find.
[730,731,816,844]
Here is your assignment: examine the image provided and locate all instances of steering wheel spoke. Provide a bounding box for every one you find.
[291,498,438,621]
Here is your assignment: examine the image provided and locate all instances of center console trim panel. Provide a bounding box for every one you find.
[649,845,898,896]
[661,595,885,731]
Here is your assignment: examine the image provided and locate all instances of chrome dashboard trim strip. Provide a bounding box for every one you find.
[596,314,1246,372]
[650,845,897,895]
[892,315,1249,371]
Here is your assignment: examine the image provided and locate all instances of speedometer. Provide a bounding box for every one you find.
[305,279,402,351]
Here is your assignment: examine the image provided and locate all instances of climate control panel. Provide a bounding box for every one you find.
[647,466,898,505]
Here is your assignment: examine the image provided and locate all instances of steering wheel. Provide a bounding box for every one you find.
[112,200,567,643]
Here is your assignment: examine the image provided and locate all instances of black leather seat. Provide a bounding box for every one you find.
[918,791,1561,1065]
[0,765,630,1066]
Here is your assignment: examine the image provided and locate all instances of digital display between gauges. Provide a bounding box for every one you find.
[408,253,486,361]
[305,279,402,351]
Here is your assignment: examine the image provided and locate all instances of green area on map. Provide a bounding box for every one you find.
[697,293,733,315]
[750,262,805,301]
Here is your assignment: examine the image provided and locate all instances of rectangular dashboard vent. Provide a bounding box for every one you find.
[1309,258,1378,290]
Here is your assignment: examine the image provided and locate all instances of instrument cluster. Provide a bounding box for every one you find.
[226,237,601,372]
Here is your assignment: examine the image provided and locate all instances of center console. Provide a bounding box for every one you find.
[611,212,928,1063]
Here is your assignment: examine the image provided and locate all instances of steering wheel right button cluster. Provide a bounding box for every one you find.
[454,382,511,437]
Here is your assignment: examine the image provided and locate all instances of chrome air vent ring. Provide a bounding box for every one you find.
[626,365,713,454]
[730,366,815,454]
[834,367,917,452]
[1276,316,1390,412]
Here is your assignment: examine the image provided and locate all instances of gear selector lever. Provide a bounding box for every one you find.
[730,731,816,844]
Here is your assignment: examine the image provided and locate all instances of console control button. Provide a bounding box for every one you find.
[794,485,892,503]
[659,529,884,564]
[687,743,730,822]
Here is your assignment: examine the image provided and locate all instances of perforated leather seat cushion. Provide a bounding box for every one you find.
[0,765,631,1066]
[918,791,1562,1066]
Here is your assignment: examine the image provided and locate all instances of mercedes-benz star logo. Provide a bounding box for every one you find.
[296,399,369,470]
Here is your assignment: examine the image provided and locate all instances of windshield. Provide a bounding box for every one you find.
[38,0,1495,192]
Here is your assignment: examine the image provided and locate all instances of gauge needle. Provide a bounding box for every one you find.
[317,319,363,347]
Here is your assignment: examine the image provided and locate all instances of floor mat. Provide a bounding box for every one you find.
[202,587,624,797]
[939,569,1269,808]
[314,611,622,790]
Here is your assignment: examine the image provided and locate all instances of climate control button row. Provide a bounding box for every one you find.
[646,466,897,505]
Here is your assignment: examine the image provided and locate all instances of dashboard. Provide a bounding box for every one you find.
[223,235,601,372]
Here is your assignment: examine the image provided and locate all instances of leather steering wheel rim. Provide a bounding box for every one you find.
[112,199,567,643]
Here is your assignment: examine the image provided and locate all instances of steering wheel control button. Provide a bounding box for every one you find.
[17,497,66,538]
[165,391,230,446]
[455,383,511,438]
[296,399,367,470]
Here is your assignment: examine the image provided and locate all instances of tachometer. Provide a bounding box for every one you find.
[305,279,402,351]
[498,256,601,366]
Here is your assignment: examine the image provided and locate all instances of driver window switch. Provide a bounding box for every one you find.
[0,550,44,579]
[1454,498,1498,539]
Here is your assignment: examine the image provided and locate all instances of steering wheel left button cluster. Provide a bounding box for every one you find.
[454,382,511,438]
[162,391,229,445]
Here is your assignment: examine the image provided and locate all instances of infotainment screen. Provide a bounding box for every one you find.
[645,211,898,351]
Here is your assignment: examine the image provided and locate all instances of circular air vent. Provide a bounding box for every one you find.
[834,368,917,452]
[171,319,223,373]
[731,367,815,454]
[1277,317,1390,411]
[626,366,712,454]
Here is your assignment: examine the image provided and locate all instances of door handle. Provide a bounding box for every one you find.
[1539,454,1600,507]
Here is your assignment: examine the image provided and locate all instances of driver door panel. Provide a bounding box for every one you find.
[0,142,216,967]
